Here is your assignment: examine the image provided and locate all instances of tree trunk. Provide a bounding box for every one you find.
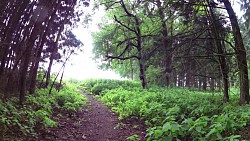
[58,67,65,92]
[46,8,70,87]
[206,1,230,102]
[29,0,59,94]
[0,0,25,76]
[130,59,134,80]
[185,61,192,87]
[222,0,250,104]
[210,78,215,92]
[156,0,174,87]
[202,76,207,91]
[19,3,47,104]
[137,30,147,89]
[139,60,147,89]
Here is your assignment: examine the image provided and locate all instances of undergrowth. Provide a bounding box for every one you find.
[0,83,87,139]
[80,79,141,95]
[80,79,250,140]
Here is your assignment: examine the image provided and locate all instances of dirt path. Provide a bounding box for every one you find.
[37,91,146,141]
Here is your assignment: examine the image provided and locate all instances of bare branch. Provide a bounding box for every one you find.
[174,52,236,59]
[197,37,235,49]
[119,0,135,17]
[116,36,137,47]
[106,55,139,60]
[116,43,130,58]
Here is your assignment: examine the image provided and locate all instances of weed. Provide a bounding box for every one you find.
[127,134,140,141]
[0,82,87,139]
[80,79,249,140]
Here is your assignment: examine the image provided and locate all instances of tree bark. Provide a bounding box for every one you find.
[156,0,173,87]
[202,75,207,91]
[136,17,147,89]
[29,0,59,94]
[222,0,250,104]
[206,1,230,102]
[0,0,28,76]
[45,3,71,87]
[19,3,48,104]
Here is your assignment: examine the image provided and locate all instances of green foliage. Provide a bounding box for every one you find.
[81,79,250,140]
[146,65,165,86]
[127,134,140,141]
[57,84,88,112]
[0,84,87,139]
[80,79,141,95]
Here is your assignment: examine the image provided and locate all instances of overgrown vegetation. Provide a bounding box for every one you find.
[80,79,141,95]
[0,84,87,140]
[80,79,250,140]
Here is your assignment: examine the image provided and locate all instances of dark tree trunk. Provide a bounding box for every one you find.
[0,0,24,76]
[139,60,147,89]
[206,0,230,102]
[210,78,215,92]
[156,0,174,87]
[58,67,65,92]
[198,76,202,91]
[217,79,221,92]
[222,0,250,104]
[29,1,59,93]
[19,3,47,104]
[130,59,134,80]
[202,76,207,91]
[137,21,147,89]
[185,61,192,87]
[46,7,70,87]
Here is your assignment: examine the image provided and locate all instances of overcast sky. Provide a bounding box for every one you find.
[51,5,123,80]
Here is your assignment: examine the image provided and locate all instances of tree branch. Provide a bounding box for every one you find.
[115,43,131,58]
[106,55,139,60]
[116,36,137,47]
[119,0,135,17]
[174,52,236,59]
[114,15,136,33]
[197,37,235,49]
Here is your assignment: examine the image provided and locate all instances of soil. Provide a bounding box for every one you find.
[34,91,146,141]
[238,126,250,140]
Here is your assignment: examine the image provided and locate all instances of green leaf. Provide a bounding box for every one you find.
[163,122,171,131]
[206,128,216,138]
[165,136,173,141]
[154,129,163,139]
[171,124,180,131]
[195,126,202,132]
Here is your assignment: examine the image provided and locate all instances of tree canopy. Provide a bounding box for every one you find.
[0,0,89,104]
[92,0,250,103]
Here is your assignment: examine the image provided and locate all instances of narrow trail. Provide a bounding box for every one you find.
[37,91,146,141]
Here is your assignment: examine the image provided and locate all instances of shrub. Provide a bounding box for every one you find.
[0,83,87,139]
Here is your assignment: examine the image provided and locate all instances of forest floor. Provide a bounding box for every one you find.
[34,91,146,141]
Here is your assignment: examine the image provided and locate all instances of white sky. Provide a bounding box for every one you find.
[62,27,123,80]
[52,1,243,81]
[52,4,123,80]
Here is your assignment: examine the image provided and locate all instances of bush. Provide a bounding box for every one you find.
[57,84,87,111]
[0,83,87,139]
